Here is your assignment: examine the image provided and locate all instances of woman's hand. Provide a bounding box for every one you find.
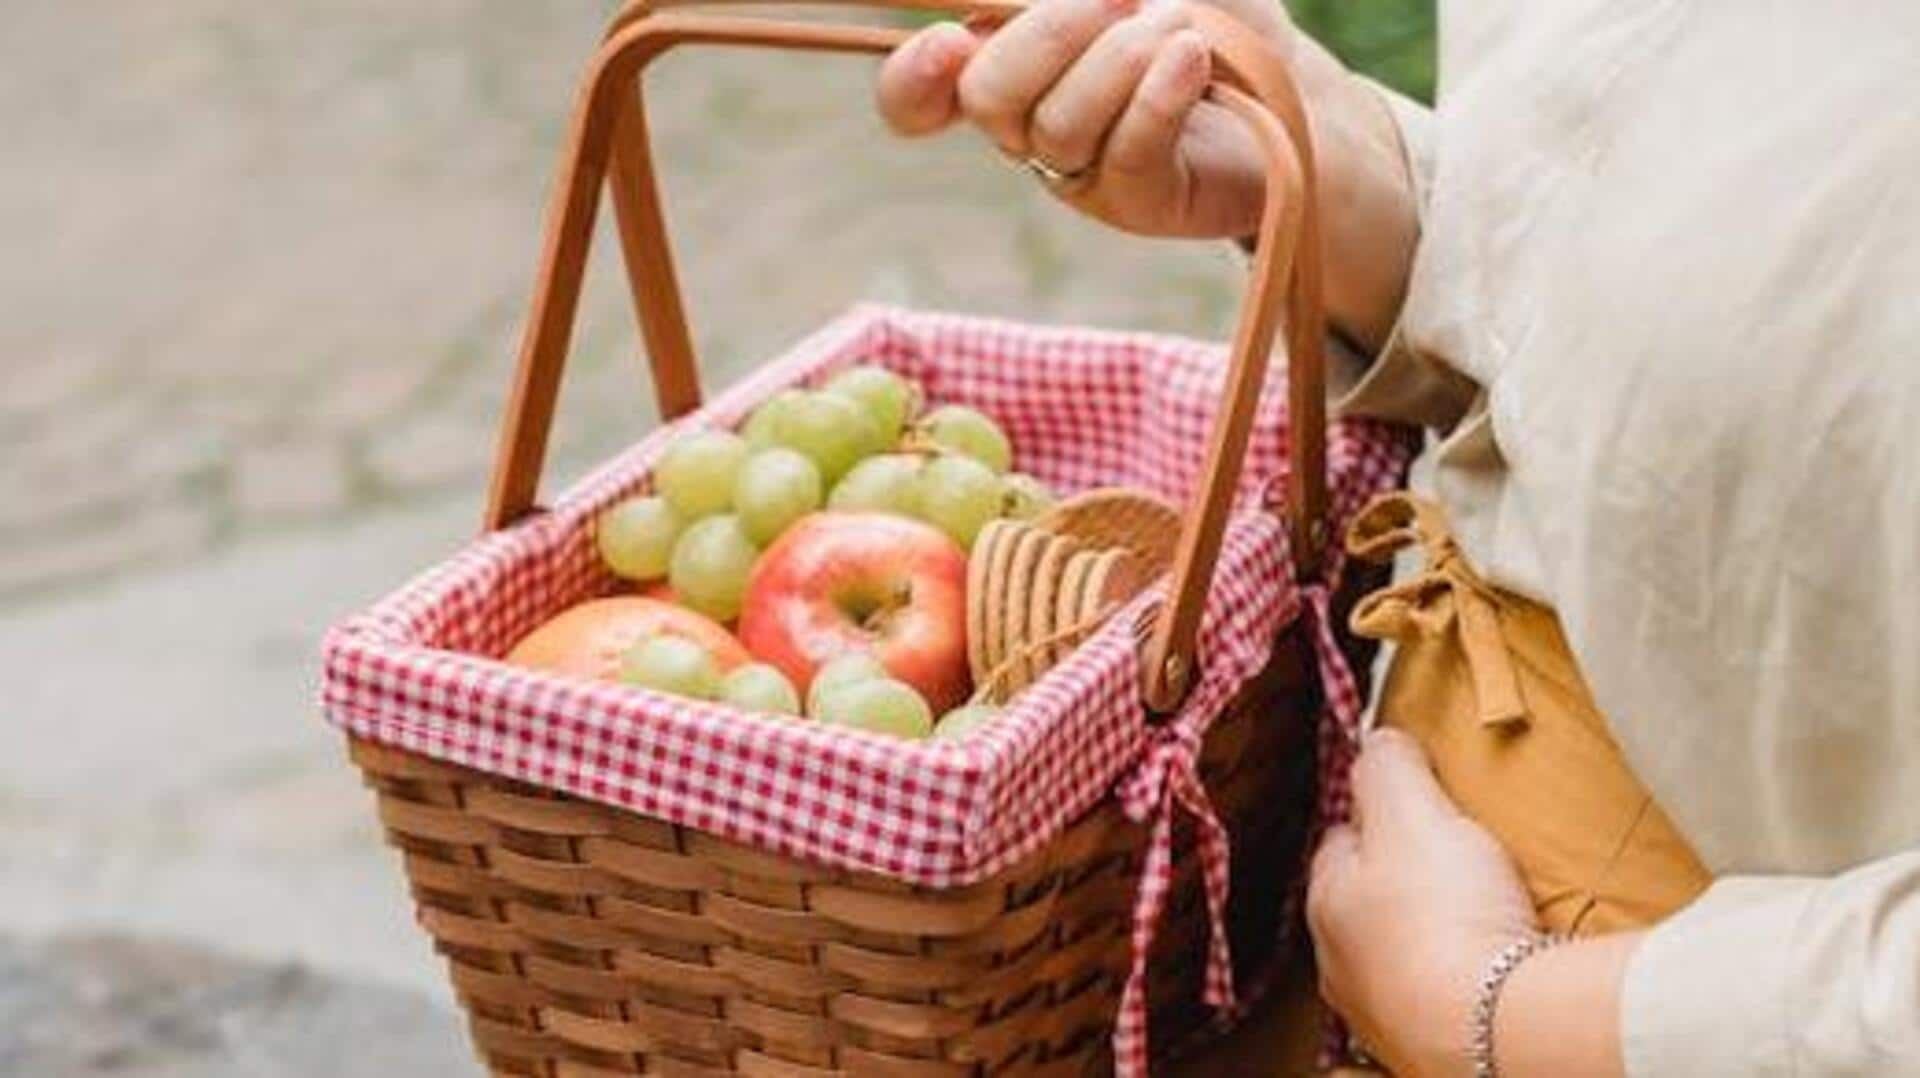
[873,0,1422,351]
[1310,730,1644,1078]
[1308,729,1540,1077]
[876,0,1296,240]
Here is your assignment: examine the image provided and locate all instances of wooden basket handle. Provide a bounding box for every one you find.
[484,0,1327,713]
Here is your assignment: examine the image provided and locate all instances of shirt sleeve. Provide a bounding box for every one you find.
[1327,81,1479,433]
[1622,850,1920,1077]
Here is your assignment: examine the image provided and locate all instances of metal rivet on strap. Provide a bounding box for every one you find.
[1162,653,1188,696]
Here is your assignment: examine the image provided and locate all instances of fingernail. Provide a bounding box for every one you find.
[917,27,960,78]
[1127,1,1178,31]
[1152,1,1189,25]
[1366,727,1414,755]
[1159,29,1204,89]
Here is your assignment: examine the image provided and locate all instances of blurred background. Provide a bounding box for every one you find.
[0,1,1430,1072]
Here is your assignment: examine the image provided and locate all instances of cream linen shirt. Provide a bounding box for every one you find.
[1333,4,1920,1075]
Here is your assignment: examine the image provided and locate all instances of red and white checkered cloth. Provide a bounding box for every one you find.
[320,305,1410,1074]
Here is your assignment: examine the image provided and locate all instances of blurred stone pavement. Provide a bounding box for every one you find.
[0,0,1238,1071]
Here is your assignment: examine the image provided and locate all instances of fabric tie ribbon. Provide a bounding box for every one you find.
[1346,493,1527,731]
[1112,714,1235,1076]
[1108,572,1371,1077]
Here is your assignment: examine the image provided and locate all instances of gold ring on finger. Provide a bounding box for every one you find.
[1020,154,1092,192]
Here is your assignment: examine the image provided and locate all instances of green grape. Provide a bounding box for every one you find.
[914,455,1005,551]
[824,365,918,443]
[656,430,749,520]
[734,448,823,546]
[619,635,722,700]
[813,677,934,739]
[920,404,1013,473]
[742,389,804,451]
[931,703,1003,742]
[1000,473,1058,521]
[806,651,890,717]
[828,454,924,516]
[668,514,759,622]
[596,495,682,581]
[773,391,884,485]
[719,662,801,716]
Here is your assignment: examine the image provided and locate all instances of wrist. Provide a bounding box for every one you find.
[1492,933,1641,1078]
[1467,932,1566,1078]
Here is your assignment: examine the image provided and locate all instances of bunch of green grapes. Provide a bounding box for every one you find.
[618,638,1002,742]
[594,420,816,623]
[619,636,803,715]
[745,367,1061,551]
[599,364,1066,620]
[806,652,1005,741]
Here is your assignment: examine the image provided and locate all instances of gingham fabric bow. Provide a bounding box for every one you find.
[1108,576,1371,1077]
[1113,718,1236,1075]
[1303,580,1368,832]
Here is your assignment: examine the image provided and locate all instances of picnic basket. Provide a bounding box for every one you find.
[322,1,1412,1074]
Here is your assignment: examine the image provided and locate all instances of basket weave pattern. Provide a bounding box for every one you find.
[351,641,1315,1076]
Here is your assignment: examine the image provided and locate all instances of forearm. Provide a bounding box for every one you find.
[1622,855,1920,1076]
[1493,932,1640,1078]
[1276,32,1421,354]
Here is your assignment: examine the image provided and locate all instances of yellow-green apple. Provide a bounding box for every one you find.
[739,512,970,711]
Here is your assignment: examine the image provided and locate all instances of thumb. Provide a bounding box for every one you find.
[1349,727,1462,843]
[875,22,977,137]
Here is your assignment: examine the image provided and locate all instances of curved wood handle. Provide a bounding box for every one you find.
[484,0,1327,714]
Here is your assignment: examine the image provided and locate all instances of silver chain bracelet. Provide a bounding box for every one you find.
[1469,931,1566,1078]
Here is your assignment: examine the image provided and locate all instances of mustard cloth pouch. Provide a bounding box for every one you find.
[1348,494,1710,934]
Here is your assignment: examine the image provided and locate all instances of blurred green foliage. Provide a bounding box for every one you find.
[1285,0,1436,102]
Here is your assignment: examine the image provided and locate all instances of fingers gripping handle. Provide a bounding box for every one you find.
[484,0,1328,715]
[1137,6,1329,711]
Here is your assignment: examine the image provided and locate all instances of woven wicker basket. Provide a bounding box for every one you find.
[350,638,1320,1076]
[342,0,1378,1073]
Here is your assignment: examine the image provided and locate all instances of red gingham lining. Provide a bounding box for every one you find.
[320,305,1411,1068]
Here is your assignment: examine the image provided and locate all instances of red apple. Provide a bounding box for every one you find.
[506,597,750,682]
[739,512,970,712]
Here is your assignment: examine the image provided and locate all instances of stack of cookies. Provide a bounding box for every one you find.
[967,489,1181,704]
